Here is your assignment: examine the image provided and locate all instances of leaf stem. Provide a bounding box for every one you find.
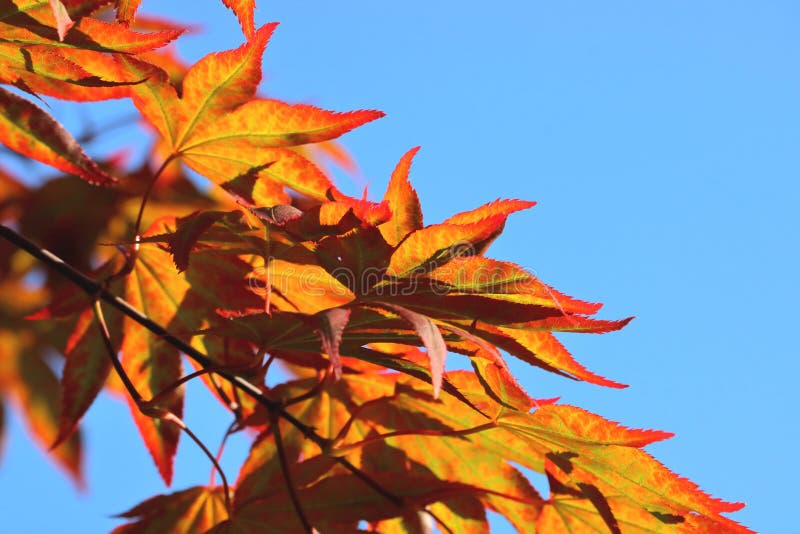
[92,295,233,514]
[149,364,253,408]
[92,299,144,405]
[211,420,240,488]
[163,411,233,515]
[283,369,329,407]
[133,153,176,242]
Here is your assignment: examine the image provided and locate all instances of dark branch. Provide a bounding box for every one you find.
[271,414,313,532]
[0,224,424,524]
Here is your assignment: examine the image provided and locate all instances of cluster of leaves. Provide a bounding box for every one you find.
[0,1,751,532]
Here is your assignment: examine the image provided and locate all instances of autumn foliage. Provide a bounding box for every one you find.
[0,2,750,532]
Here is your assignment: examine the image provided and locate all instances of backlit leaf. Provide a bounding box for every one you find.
[9,344,83,487]
[0,88,116,185]
[114,486,228,533]
[442,198,536,226]
[47,0,73,40]
[116,0,142,25]
[316,307,351,380]
[53,304,122,448]
[120,242,189,484]
[373,304,446,399]
[221,0,255,39]
[379,147,423,247]
[386,215,506,278]
[124,24,383,201]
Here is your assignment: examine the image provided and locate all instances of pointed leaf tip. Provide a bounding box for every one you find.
[380,147,424,246]
[378,303,447,398]
[0,88,116,186]
[317,308,351,380]
[444,198,537,225]
[222,0,258,39]
[116,0,144,25]
[48,0,74,41]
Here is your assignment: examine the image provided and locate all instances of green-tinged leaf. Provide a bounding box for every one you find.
[395,373,749,532]
[113,486,228,533]
[442,198,536,226]
[426,498,489,534]
[486,325,628,388]
[11,346,83,487]
[180,99,385,153]
[233,426,308,511]
[262,258,355,315]
[120,244,189,485]
[0,87,116,185]
[386,215,507,278]
[424,255,602,315]
[53,304,122,448]
[176,24,277,146]
[124,24,382,201]
[0,44,139,101]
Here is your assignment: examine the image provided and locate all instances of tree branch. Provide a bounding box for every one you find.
[0,224,429,523]
[271,413,313,533]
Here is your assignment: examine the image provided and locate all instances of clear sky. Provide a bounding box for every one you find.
[1,1,798,532]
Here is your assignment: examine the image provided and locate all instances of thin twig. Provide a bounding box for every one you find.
[283,369,329,407]
[149,364,254,408]
[92,297,233,513]
[211,419,240,487]
[163,412,233,515]
[271,414,313,533]
[92,300,144,405]
[133,154,176,242]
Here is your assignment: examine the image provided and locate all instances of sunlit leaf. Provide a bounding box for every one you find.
[47,0,73,40]
[116,0,142,25]
[379,147,423,247]
[221,0,255,39]
[114,486,228,533]
[316,307,351,380]
[0,88,116,185]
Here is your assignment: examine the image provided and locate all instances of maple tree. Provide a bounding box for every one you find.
[0,1,751,532]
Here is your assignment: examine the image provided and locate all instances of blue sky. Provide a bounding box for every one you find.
[1,1,798,532]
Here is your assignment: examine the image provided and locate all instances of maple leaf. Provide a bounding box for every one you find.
[122,24,383,203]
[113,486,228,533]
[52,304,122,447]
[221,0,255,39]
[0,87,116,185]
[119,233,192,485]
[374,303,447,398]
[0,4,752,530]
[0,0,182,53]
[47,0,73,40]
[378,147,424,247]
[316,307,351,380]
[385,214,508,278]
[0,330,84,487]
[115,0,142,25]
